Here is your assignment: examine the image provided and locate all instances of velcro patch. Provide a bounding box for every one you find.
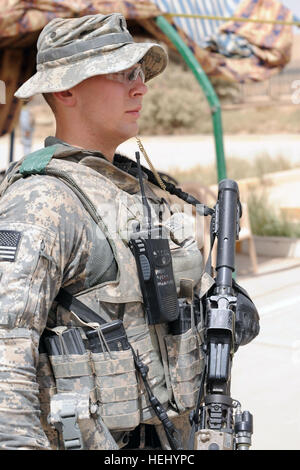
[0,230,21,262]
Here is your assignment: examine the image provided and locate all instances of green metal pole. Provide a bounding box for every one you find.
[155,15,227,182]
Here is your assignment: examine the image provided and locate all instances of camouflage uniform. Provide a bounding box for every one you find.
[14,14,167,100]
[0,13,206,450]
[0,137,205,449]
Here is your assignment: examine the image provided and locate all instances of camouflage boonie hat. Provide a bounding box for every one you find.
[15,13,168,99]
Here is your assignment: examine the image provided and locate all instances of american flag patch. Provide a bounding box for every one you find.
[0,230,21,262]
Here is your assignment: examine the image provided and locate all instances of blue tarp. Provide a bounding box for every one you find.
[152,0,241,43]
[151,0,293,58]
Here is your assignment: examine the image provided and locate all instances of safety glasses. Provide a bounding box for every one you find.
[105,63,145,85]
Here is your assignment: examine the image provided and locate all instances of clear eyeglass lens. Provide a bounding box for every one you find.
[127,65,145,83]
[106,64,145,84]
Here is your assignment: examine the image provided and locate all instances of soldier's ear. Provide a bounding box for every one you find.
[53,89,76,107]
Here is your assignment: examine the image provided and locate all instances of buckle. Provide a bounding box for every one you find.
[51,398,84,450]
[60,406,83,450]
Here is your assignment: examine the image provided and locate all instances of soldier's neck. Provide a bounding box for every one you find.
[55,128,117,162]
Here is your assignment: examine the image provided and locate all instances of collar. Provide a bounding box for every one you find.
[44,136,163,201]
[44,136,108,163]
[44,136,149,179]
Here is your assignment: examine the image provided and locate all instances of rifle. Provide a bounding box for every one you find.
[190,179,255,450]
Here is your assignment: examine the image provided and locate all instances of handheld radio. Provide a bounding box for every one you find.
[129,152,179,325]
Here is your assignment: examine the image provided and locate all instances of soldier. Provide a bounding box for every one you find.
[0,13,206,450]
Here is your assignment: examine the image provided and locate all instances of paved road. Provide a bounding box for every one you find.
[120,134,300,172]
[2,133,300,172]
[231,254,300,450]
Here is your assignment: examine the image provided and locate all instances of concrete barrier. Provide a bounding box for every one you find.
[241,235,300,258]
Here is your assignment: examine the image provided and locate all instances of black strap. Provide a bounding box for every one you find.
[203,213,216,278]
[113,154,214,216]
[130,346,182,450]
[188,364,206,450]
[55,288,107,325]
[186,217,215,449]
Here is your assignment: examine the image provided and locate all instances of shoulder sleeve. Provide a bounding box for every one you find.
[0,174,94,448]
[0,174,93,331]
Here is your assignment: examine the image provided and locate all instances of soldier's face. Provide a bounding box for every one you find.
[74,71,148,143]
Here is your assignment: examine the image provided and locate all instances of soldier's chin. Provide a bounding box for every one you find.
[121,122,139,141]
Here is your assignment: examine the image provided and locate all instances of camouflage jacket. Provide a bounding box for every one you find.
[0,137,205,450]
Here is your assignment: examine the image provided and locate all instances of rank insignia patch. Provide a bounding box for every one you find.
[0,230,22,262]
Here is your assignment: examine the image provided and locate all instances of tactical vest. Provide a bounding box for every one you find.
[1,145,207,450]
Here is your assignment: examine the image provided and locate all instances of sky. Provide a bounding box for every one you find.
[281,0,300,33]
[282,0,300,18]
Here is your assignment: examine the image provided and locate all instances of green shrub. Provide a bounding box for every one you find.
[252,153,292,178]
[210,77,240,104]
[169,154,297,186]
[139,62,211,135]
[138,59,300,135]
[247,191,300,238]
[168,164,216,185]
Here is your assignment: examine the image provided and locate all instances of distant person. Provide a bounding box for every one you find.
[19,102,35,155]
